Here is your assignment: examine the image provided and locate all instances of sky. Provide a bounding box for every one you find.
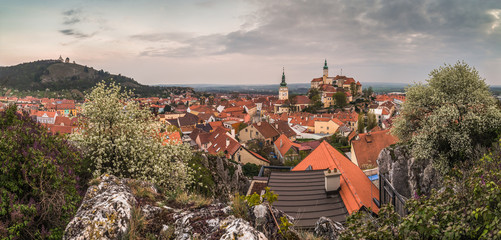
[1,0,500,86]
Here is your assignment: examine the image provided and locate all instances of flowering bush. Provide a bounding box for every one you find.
[71,82,193,191]
[392,62,501,173]
[0,106,84,239]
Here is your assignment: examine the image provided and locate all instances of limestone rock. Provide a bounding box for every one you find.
[248,203,298,239]
[377,145,441,198]
[314,216,344,240]
[172,203,229,239]
[212,156,250,201]
[63,174,137,240]
[220,216,268,240]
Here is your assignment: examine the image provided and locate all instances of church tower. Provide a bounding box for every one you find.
[279,68,289,101]
[322,59,329,84]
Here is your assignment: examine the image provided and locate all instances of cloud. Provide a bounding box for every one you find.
[131,0,501,63]
[62,9,82,25]
[59,29,94,39]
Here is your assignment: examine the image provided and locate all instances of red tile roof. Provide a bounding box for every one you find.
[293,141,379,214]
[206,128,241,158]
[274,134,301,157]
[351,130,398,170]
[311,78,323,82]
[160,131,182,145]
[294,95,311,105]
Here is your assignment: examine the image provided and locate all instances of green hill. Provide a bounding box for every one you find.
[0,60,193,97]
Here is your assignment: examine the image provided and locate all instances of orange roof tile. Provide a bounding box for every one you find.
[351,129,398,170]
[293,141,379,214]
[274,134,301,157]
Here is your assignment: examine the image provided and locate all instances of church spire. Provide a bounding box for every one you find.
[280,67,287,87]
[323,59,328,70]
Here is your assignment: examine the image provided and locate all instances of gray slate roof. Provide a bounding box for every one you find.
[267,170,348,229]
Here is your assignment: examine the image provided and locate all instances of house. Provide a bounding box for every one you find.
[206,127,241,159]
[350,129,398,170]
[313,118,343,135]
[34,111,58,124]
[273,120,297,140]
[234,147,270,166]
[267,170,348,228]
[273,134,301,164]
[238,121,280,144]
[167,112,199,134]
[293,141,380,215]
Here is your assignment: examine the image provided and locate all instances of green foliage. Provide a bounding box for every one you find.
[71,82,193,192]
[367,112,378,130]
[341,139,501,239]
[0,105,86,239]
[262,187,278,205]
[245,193,262,207]
[237,122,248,132]
[305,88,323,113]
[242,163,260,177]
[334,92,347,108]
[0,60,193,98]
[279,216,293,235]
[392,61,501,173]
[357,112,365,133]
[231,193,249,220]
[247,139,274,161]
[187,153,215,197]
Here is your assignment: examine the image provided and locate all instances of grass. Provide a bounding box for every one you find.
[174,192,213,208]
[231,193,249,220]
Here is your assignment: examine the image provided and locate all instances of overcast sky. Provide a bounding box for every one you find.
[1,0,500,86]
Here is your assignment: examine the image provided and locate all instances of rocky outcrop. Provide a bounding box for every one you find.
[248,203,300,240]
[377,145,441,198]
[314,217,344,240]
[63,175,136,239]
[212,156,250,201]
[64,174,269,240]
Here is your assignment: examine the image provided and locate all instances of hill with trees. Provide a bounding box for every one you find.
[0,60,193,97]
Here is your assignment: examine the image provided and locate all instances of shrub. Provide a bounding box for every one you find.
[341,139,501,239]
[0,106,85,239]
[242,163,260,177]
[187,153,215,197]
[71,82,193,191]
[392,61,501,173]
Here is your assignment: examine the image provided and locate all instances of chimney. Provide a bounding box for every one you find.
[231,128,235,138]
[324,169,341,192]
[226,138,230,147]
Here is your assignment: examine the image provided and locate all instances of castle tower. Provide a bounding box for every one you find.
[322,59,329,84]
[279,68,289,101]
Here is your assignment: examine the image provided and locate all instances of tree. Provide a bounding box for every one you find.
[366,112,378,130]
[392,61,501,173]
[71,82,193,191]
[357,113,365,133]
[305,88,323,113]
[334,92,347,108]
[0,106,86,239]
[367,86,373,97]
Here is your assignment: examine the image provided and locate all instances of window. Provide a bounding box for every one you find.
[245,129,248,132]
